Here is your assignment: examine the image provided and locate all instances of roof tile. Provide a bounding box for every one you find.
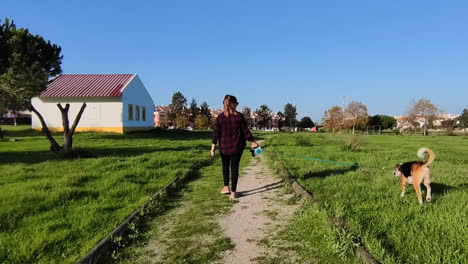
[39,74,135,97]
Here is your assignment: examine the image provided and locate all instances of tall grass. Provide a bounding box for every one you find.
[0,126,214,264]
[266,133,467,264]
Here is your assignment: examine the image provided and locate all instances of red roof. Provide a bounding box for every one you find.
[39,74,135,97]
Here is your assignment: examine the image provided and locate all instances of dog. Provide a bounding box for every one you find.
[393,148,435,204]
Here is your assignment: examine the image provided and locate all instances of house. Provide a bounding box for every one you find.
[154,106,171,128]
[31,74,155,133]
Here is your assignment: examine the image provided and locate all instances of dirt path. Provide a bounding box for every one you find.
[220,156,300,264]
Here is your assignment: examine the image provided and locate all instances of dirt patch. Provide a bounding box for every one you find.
[220,156,300,263]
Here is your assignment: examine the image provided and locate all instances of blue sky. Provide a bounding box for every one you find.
[3,0,468,121]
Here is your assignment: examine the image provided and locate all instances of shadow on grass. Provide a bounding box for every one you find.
[96,129,213,141]
[303,166,358,179]
[0,144,209,165]
[430,182,457,195]
[0,126,45,138]
[238,180,283,197]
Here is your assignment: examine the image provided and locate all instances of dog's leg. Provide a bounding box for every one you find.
[413,181,423,205]
[400,177,407,197]
[423,171,432,202]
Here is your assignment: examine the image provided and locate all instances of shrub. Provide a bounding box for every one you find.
[295,134,312,146]
[343,135,365,152]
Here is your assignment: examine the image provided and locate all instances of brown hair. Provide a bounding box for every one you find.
[223,94,238,117]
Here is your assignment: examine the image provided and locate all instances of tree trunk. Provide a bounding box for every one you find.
[352,125,355,135]
[423,120,427,136]
[13,115,17,126]
[29,104,62,153]
[58,103,87,153]
[0,126,3,139]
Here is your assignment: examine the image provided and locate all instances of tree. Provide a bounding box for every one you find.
[0,18,86,153]
[344,101,368,134]
[194,115,209,129]
[322,106,343,133]
[298,116,314,128]
[199,101,212,126]
[368,115,397,130]
[276,111,285,130]
[168,91,187,128]
[242,107,252,128]
[457,109,468,135]
[256,105,271,129]
[189,98,198,123]
[284,103,297,130]
[440,119,457,133]
[407,98,439,136]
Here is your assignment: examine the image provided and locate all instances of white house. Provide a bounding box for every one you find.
[31,74,155,133]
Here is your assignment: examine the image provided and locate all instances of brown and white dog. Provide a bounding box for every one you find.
[393,148,435,204]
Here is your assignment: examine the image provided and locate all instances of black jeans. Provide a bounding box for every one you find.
[220,150,244,192]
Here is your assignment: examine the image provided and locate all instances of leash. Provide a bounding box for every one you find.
[260,148,392,170]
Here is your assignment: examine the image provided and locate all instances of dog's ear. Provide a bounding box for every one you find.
[394,163,400,169]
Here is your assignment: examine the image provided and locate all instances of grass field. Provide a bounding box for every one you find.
[113,146,253,264]
[0,126,215,264]
[266,133,467,264]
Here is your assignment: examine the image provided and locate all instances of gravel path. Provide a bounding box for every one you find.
[220,156,300,264]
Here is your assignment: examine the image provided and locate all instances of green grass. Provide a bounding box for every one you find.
[113,145,253,264]
[0,125,215,264]
[266,133,468,264]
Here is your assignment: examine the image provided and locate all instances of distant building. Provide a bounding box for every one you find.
[394,114,460,131]
[0,110,31,125]
[31,74,155,133]
[154,106,170,128]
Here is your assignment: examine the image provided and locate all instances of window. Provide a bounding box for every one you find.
[128,104,133,120]
[136,105,140,121]
[142,106,146,121]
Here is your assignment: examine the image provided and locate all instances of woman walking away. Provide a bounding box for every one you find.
[211,95,258,199]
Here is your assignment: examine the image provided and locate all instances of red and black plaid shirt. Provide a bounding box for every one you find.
[212,112,255,155]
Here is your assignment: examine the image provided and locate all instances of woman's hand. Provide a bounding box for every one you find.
[251,141,259,148]
[210,144,216,156]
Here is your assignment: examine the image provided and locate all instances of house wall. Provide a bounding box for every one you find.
[121,75,155,131]
[31,97,124,133]
[154,111,168,127]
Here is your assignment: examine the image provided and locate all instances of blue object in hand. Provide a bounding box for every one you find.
[250,146,262,157]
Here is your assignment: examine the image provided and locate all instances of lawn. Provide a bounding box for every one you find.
[0,126,214,264]
[266,133,467,264]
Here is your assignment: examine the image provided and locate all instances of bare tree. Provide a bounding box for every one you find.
[344,101,368,135]
[322,106,343,133]
[407,99,439,136]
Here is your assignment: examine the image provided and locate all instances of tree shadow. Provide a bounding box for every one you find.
[0,126,56,138]
[303,166,358,179]
[97,129,213,141]
[0,144,209,165]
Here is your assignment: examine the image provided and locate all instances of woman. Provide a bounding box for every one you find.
[211,95,258,199]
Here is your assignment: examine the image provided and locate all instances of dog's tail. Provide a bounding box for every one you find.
[417,147,435,166]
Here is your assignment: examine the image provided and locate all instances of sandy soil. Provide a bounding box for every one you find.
[220,156,300,264]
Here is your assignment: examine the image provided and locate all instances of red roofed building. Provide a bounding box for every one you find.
[31,74,155,133]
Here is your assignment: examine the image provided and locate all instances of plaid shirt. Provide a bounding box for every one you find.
[212,112,255,155]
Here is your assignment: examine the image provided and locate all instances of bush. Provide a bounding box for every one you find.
[295,134,312,146]
[343,135,365,152]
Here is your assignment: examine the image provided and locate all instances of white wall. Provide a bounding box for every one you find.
[122,75,155,127]
[31,97,123,129]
